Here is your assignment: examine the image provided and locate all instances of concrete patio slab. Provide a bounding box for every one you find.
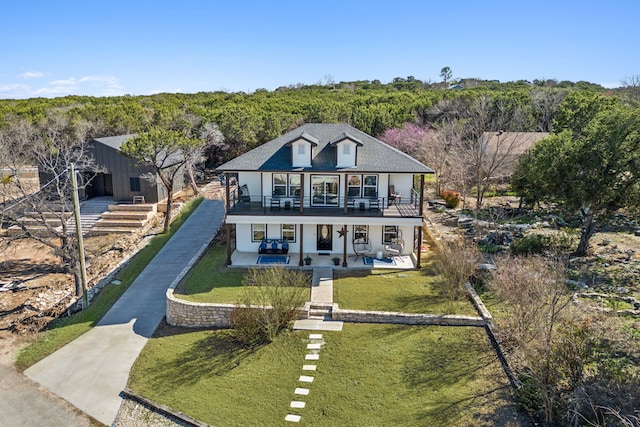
[294,319,344,331]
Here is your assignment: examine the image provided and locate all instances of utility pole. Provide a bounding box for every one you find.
[70,163,89,309]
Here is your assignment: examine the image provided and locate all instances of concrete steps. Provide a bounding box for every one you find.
[100,211,154,221]
[308,303,333,320]
[108,204,156,212]
[7,211,72,236]
[92,203,156,235]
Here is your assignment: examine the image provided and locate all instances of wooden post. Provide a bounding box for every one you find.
[343,176,348,214]
[225,172,231,213]
[299,224,304,266]
[225,222,232,265]
[419,174,425,216]
[341,225,348,267]
[299,174,304,214]
[416,225,422,269]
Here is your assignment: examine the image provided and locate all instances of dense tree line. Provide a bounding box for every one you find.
[2,77,632,169]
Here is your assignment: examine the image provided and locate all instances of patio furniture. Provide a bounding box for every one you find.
[384,238,404,256]
[353,238,371,261]
[368,194,380,211]
[384,230,404,256]
[258,238,289,254]
[239,184,251,203]
[389,185,401,205]
[270,197,281,210]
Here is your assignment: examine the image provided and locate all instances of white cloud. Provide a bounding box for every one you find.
[601,82,621,89]
[0,75,125,99]
[19,71,45,79]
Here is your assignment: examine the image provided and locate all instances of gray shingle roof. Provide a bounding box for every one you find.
[217,123,434,173]
[92,134,137,150]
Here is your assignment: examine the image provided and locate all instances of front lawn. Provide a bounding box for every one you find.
[333,267,478,316]
[128,323,523,426]
[173,244,246,303]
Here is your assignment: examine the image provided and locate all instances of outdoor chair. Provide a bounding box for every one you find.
[384,238,404,256]
[353,238,372,260]
[388,185,401,205]
[239,184,251,204]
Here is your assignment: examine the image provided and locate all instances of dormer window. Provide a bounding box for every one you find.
[288,132,318,167]
[330,132,362,168]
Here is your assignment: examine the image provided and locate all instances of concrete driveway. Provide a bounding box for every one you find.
[25,199,225,425]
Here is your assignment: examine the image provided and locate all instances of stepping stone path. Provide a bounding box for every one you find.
[286,333,325,423]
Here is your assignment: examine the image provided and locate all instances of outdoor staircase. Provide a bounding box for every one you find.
[7,211,72,236]
[308,303,333,320]
[92,203,156,235]
[65,197,113,235]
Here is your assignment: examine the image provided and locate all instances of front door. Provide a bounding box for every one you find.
[317,224,332,251]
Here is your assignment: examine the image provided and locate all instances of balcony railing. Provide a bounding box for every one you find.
[226,189,421,218]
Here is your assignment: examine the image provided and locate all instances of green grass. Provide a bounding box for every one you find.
[128,323,521,426]
[173,244,246,303]
[333,266,478,316]
[15,197,204,371]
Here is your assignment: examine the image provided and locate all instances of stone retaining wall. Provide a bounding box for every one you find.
[166,289,235,327]
[167,290,486,328]
[333,307,485,326]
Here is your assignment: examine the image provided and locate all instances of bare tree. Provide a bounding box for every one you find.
[432,96,535,210]
[0,112,98,299]
[620,74,640,106]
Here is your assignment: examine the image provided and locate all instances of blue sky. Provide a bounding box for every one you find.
[1,0,637,99]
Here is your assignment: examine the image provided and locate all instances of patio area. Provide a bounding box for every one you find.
[229,251,416,270]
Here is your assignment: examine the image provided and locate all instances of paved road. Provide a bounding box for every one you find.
[0,334,96,427]
[25,199,225,425]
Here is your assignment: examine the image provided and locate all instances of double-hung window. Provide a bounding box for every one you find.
[273,173,301,197]
[282,224,296,242]
[252,224,266,241]
[383,225,398,244]
[347,175,361,197]
[353,225,368,241]
[347,174,377,198]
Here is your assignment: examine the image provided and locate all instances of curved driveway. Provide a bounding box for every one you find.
[25,200,225,425]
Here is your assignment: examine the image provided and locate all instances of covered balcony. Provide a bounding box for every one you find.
[225,188,423,218]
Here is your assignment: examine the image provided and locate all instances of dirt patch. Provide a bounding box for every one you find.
[0,215,165,334]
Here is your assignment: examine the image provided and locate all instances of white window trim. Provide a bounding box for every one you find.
[252,224,267,242]
[353,225,368,242]
[382,225,398,244]
[281,224,296,242]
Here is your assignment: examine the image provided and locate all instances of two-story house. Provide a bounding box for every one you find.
[216,123,434,268]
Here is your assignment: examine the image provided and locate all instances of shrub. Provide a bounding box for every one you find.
[230,267,309,343]
[432,239,480,312]
[441,190,462,209]
[511,231,576,255]
[229,307,265,344]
